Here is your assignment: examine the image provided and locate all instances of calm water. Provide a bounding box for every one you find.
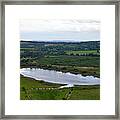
[20,68,100,86]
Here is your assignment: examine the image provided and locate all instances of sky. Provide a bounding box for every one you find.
[20,19,100,42]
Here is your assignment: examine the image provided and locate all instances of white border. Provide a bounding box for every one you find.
[5,5,115,115]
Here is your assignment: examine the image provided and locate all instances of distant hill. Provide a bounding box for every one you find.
[21,40,100,43]
[20,40,100,51]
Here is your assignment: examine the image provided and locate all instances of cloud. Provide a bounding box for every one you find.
[20,19,100,41]
[20,19,100,32]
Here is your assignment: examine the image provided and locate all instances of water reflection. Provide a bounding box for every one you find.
[20,68,100,86]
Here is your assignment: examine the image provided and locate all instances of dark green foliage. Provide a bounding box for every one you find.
[20,41,100,58]
[38,55,99,67]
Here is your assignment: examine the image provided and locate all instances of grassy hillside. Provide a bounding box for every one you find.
[20,75,100,100]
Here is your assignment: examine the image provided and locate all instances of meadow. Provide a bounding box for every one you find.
[20,75,100,100]
[66,50,99,55]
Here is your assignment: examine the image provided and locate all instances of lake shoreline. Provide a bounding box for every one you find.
[20,65,100,78]
[21,74,100,87]
[20,68,100,86]
[20,74,66,87]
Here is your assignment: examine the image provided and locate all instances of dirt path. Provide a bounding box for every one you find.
[65,89,73,100]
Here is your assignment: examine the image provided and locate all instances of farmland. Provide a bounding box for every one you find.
[20,41,100,77]
[66,50,99,55]
[20,41,100,100]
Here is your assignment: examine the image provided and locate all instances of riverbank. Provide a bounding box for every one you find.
[21,65,100,78]
[20,75,100,100]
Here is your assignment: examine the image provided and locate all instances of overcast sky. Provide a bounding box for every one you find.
[20,19,100,42]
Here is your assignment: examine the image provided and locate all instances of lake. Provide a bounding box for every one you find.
[20,68,100,86]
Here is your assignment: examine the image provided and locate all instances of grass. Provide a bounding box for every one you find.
[21,89,70,100]
[20,48,36,51]
[38,55,100,67]
[66,50,99,55]
[20,75,100,100]
[20,75,62,89]
[70,86,100,100]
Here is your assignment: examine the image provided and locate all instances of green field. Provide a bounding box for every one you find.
[20,75,100,100]
[38,55,100,67]
[20,48,35,51]
[66,50,99,55]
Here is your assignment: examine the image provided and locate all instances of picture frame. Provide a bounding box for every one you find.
[0,0,119,119]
